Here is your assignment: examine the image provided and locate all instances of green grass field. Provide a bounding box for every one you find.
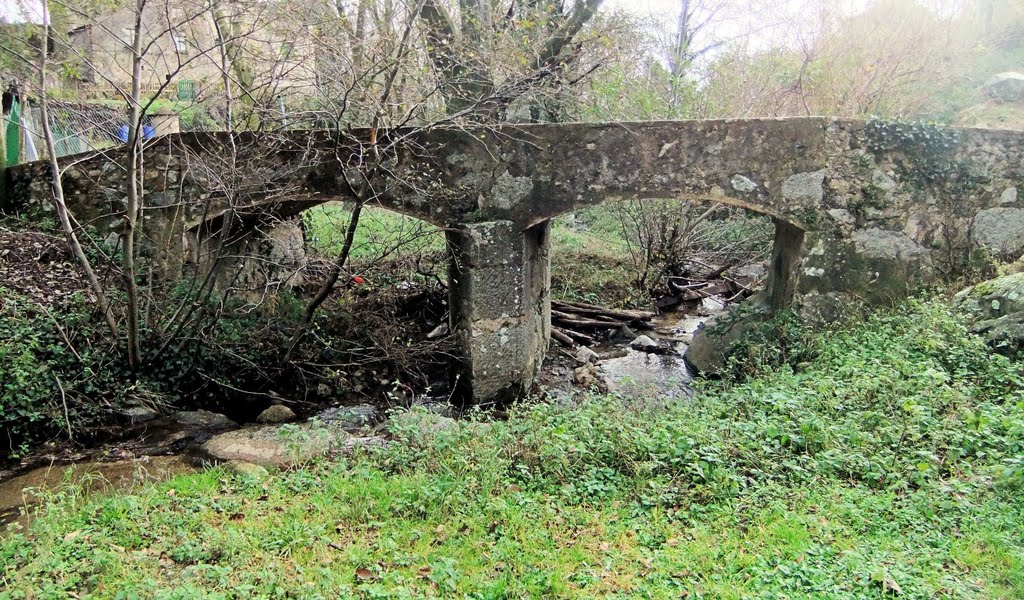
[3,300,1023,598]
[305,203,641,306]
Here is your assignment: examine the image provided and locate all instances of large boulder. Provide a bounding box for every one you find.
[683,313,750,376]
[985,72,1024,103]
[971,208,1024,260]
[202,423,346,468]
[955,271,1024,354]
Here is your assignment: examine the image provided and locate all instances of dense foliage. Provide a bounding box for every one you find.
[0,285,301,458]
[2,300,1022,597]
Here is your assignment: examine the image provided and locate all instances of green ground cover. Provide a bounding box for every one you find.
[304,203,638,306]
[2,300,1023,598]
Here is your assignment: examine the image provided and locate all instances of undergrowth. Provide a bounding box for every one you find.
[2,299,1023,597]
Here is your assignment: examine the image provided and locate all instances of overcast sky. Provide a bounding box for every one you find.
[0,0,45,25]
[601,0,876,54]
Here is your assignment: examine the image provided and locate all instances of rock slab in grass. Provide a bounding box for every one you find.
[956,271,1024,354]
[202,424,346,468]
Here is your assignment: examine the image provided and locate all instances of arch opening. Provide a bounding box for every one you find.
[549,195,781,313]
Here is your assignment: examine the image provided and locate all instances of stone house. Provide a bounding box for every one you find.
[61,0,320,105]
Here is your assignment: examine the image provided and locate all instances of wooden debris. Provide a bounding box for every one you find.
[550,299,653,347]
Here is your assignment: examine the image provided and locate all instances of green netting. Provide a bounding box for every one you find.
[5,99,21,166]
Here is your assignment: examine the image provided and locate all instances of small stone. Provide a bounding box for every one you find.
[629,335,659,351]
[730,174,758,193]
[316,383,332,397]
[871,169,896,191]
[1000,187,1018,205]
[782,169,827,205]
[224,460,270,478]
[827,208,856,226]
[575,346,599,364]
[256,404,296,424]
[427,322,450,339]
[123,406,159,423]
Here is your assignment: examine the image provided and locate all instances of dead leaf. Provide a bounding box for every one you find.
[884,577,903,595]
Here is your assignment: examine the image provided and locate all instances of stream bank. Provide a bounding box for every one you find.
[0,291,739,534]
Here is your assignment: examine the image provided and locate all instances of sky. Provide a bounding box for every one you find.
[601,0,876,53]
[0,0,46,25]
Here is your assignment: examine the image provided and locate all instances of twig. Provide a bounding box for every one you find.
[54,374,73,442]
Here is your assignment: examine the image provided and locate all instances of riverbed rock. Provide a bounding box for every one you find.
[123,406,160,423]
[202,424,346,468]
[173,410,237,431]
[315,404,381,431]
[575,346,599,364]
[629,335,659,351]
[955,271,1024,354]
[684,314,749,376]
[610,324,638,342]
[256,404,296,424]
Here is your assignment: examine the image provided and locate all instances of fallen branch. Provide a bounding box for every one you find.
[553,299,654,322]
[551,328,576,348]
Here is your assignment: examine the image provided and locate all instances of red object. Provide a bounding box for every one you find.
[350,275,365,285]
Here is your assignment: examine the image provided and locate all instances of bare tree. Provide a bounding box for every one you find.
[34,0,120,338]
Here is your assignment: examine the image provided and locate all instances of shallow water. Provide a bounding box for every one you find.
[596,307,716,401]
[0,455,194,533]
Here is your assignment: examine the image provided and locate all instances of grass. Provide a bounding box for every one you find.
[549,208,639,307]
[304,204,446,263]
[305,202,642,306]
[2,299,1024,597]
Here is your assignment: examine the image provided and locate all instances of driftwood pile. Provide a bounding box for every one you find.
[551,300,654,348]
[656,274,756,310]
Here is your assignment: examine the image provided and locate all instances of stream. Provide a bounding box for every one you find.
[0,302,724,534]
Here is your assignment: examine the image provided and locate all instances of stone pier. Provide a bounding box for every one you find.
[447,220,550,403]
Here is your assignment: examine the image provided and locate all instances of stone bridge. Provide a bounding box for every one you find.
[4,118,1024,402]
